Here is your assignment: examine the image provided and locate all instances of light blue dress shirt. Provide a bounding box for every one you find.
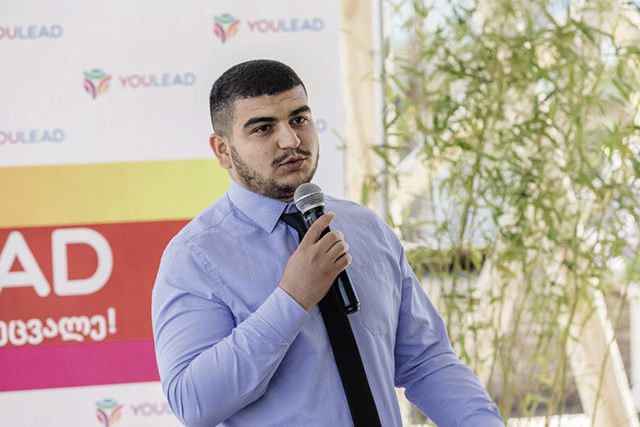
[152,180,504,427]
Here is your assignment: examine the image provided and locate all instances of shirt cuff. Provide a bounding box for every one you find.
[254,286,310,344]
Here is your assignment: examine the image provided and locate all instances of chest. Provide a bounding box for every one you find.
[207,219,402,336]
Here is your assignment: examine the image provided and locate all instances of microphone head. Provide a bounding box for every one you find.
[294,183,325,214]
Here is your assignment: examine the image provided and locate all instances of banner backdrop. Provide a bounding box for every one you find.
[0,1,343,425]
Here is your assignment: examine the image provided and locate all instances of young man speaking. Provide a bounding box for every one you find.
[152,59,504,427]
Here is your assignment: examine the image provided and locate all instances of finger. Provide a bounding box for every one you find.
[334,253,352,271]
[331,230,344,241]
[326,240,349,261]
[301,212,335,244]
[314,229,341,250]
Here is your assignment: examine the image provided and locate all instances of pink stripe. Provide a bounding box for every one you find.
[0,340,160,392]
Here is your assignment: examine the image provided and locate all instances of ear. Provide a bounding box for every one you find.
[209,133,232,170]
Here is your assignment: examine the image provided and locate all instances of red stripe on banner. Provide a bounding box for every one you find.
[0,339,159,391]
[0,220,189,347]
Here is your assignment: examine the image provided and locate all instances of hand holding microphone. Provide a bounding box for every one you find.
[278,183,360,314]
[293,183,360,314]
[279,212,351,311]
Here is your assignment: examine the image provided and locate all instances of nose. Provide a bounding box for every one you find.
[277,124,300,149]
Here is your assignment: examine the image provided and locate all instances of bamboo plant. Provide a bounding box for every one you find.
[371,0,640,423]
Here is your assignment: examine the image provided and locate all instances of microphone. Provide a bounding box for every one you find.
[294,183,360,314]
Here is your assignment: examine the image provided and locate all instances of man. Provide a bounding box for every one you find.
[152,59,504,427]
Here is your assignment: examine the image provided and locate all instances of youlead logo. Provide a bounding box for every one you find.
[96,399,123,427]
[84,69,113,99]
[213,13,325,43]
[0,129,65,145]
[247,17,325,33]
[118,72,196,88]
[0,25,63,40]
[214,14,240,43]
[93,398,173,426]
[84,69,196,99]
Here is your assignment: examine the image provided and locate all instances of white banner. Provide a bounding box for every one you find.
[0,0,343,196]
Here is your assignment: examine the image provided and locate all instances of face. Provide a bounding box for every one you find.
[210,85,319,201]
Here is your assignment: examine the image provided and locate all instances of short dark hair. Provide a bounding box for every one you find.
[209,59,305,138]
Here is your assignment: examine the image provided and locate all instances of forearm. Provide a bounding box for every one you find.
[402,353,504,427]
[393,241,504,426]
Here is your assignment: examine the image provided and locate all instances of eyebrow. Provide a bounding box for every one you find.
[290,105,311,117]
[242,105,311,129]
[243,116,275,129]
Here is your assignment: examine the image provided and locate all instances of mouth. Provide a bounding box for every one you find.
[279,156,306,170]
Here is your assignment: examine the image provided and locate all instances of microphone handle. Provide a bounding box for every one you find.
[302,208,360,314]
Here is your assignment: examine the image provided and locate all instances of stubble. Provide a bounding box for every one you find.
[229,144,319,201]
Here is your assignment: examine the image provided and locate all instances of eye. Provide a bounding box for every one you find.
[253,124,271,133]
[291,116,308,125]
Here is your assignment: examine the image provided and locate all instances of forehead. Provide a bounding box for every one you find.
[232,85,309,124]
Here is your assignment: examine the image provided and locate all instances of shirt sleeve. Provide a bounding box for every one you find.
[152,243,310,427]
[391,238,505,426]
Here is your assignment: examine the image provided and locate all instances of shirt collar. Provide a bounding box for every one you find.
[228,179,296,233]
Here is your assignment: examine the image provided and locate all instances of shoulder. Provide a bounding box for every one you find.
[324,195,403,262]
[325,195,381,222]
[168,193,237,248]
[325,195,393,233]
[154,194,239,299]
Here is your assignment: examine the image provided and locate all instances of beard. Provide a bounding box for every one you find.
[230,144,319,201]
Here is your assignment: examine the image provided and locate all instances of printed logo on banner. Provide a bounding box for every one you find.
[93,398,173,425]
[0,129,64,145]
[212,13,325,43]
[83,69,196,99]
[84,70,113,99]
[130,401,173,417]
[213,14,240,43]
[0,226,117,348]
[96,399,123,426]
[0,25,63,40]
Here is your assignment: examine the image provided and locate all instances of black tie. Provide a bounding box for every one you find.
[280,212,382,427]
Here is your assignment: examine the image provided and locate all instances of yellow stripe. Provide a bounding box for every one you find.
[1,159,230,228]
